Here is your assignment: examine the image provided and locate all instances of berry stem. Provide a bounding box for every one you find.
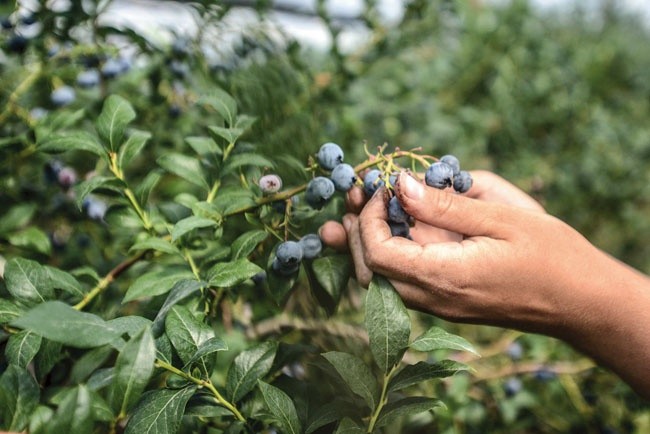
[366,364,399,433]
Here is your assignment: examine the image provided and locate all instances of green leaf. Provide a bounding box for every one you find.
[158,153,209,190]
[222,153,274,175]
[171,216,217,242]
[135,170,162,206]
[5,330,42,368]
[0,203,36,235]
[185,135,222,156]
[34,339,63,381]
[28,404,54,434]
[129,237,181,256]
[34,108,85,142]
[165,305,215,368]
[410,326,479,356]
[258,381,302,434]
[4,257,53,304]
[74,176,124,209]
[38,131,104,157]
[96,95,136,151]
[118,130,151,169]
[388,360,471,393]
[207,258,263,288]
[200,89,237,125]
[375,396,444,429]
[226,341,278,403]
[365,276,410,373]
[213,188,256,215]
[307,255,351,314]
[7,227,52,255]
[124,386,197,434]
[305,399,358,434]
[11,301,121,348]
[43,266,85,298]
[69,345,114,384]
[334,418,364,434]
[234,114,256,132]
[0,299,25,324]
[321,351,379,411]
[208,125,243,145]
[43,385,93,434]
[123,268,194,303]
[151,280,206,337]
[183,337,228,369]
[110,326,156,415]
[0,364,40,431]
[107,316,152,339]
[231,230,268,260]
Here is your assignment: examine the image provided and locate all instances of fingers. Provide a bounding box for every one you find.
[318,221,348,252]
[358,190,461,283]
[395,172,521,238]
[345,185,366,214]
[466,170,545,213]
[343,214,374,287]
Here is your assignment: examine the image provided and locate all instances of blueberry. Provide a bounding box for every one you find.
[44,160,63,184]
[169,60,189,79]
[425,162,454,189]
[273,241,303,276]
[259,174,283,194]
[172,38,190,58]
[168,104,182,118]
[101,58,123,79]
[80,54,101,68]
[305,177,335,209]
[453,170,473,193]
[76,69,100,88]
[387,196,409,224]
[57,167,77,189]
[251,270,267,285]
[388,173,398,188]
[389,221,410,238]
[503,377,522,397]
[31,107,48,121]
[272,196,298,214]
[20,14,37,26]
[330,163,356,192]
[298,234,322,259]
[83,196,108,220]
[317,142,344,170]
[440,155,461,177]
[50,86,76,107]
[533,367,556,382]
[5,34,28,54]
[1,17,13,30]
[506,341,523,361]
[363,169,384,197]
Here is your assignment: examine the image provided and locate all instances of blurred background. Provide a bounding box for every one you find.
[1,0,649,432]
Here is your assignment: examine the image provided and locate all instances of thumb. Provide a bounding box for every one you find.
[396,172,516,238]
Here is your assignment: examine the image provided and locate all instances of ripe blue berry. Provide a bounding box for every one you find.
[330,163,356,192]
[305,176,335,209]
[317,142,344,170]
[503,377,522,397]
[388,221,410,238]
[440,155,461,177]
[251,270,267,285]
[363,169,384,197]
[298,234,322,259]
[76,69,100,88]
[5,34,28,54]
[273,241,303,276]
[533,368,556,382]
[425,162,454,189]
[101,58,124,79]
[44,160,63,184]
[453,170,473,193]
[259,174,283,194]
[50,86,76,107]
[83,196,108,221]
[387,196,409,224]
[506,341,523,361]
[169,60,189,79]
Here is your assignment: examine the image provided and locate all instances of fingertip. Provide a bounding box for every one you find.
[345,186,366,214]
[319,221,348,252]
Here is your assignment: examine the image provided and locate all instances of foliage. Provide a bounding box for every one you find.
[0,0,649,433]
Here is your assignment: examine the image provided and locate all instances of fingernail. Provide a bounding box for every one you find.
[400,173,424,200]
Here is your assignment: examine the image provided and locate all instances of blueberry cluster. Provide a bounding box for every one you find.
[425,154,473,193]
[304,142,357,209]
[271,234,323,276]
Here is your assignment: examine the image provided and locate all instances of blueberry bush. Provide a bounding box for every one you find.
[1,1,649,433]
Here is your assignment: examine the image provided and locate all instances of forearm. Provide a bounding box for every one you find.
[561,253,650,399]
